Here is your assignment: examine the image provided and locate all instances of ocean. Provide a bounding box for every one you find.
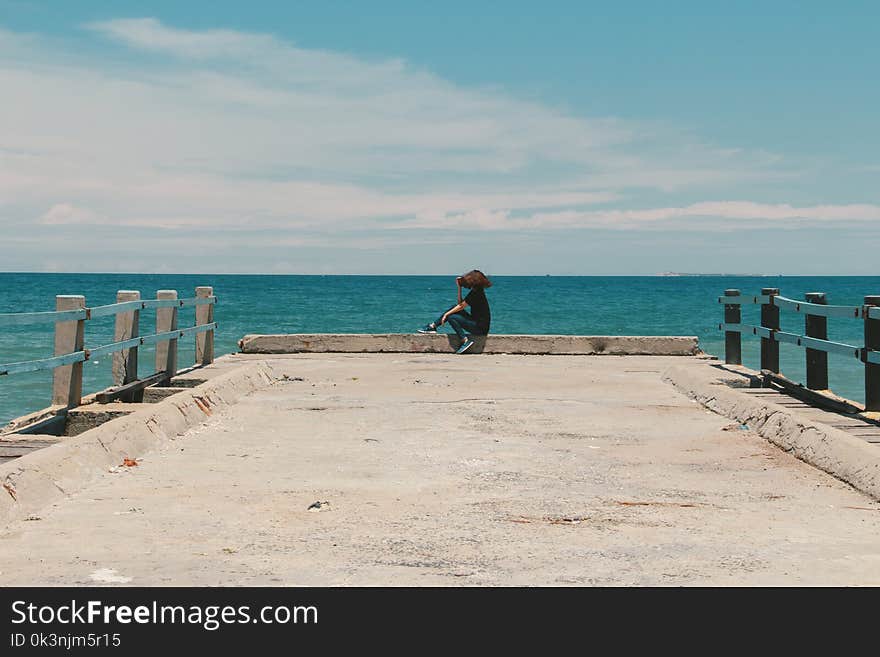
[2,273,879,426]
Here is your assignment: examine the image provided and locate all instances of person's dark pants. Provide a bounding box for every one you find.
[435,306,484,340]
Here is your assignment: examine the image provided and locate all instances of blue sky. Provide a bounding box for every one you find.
[1,1,878,274]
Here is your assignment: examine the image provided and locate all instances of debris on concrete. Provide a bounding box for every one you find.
[508,515,589,525]
[617,500,702,508]
[722,423,750,431]
[548,516,588,525]
[308,501,331,512]
[121,458,139,467]
[2,482,16,501]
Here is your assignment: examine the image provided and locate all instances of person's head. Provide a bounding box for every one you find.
[459,269,492,289]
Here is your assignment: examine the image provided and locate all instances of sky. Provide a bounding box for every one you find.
[1,1,878,275]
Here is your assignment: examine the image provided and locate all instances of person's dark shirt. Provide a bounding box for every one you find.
[464,287,491,334]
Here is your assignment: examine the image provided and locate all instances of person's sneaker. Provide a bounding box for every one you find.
[455,338,475,354]
[417,323,437,334]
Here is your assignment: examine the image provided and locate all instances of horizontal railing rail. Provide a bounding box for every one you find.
[716,294,864,318]
[0,296,218,325]
[0,286,217,410]
[718,323,863,359]
[0,309,89,326]
[0,351,88,377]
[718,288,880,411]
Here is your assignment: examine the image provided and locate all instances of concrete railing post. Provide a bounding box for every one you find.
[724,289,741,365]
[865,295,880,412]
[52,295,85,408]
[195,286,214,366]
[805,292,828,390]
[156,290,178,385]
[112,291,141,400]
[760,288,780,373]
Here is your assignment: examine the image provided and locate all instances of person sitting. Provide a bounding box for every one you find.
[418,269,492,354]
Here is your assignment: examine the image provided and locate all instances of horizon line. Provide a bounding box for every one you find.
[1,271,878,278]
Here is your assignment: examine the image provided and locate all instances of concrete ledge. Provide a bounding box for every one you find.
[0,361,279,527]
[239,333,700,356]
[1,406,66,436]
[143,387,189,403]
[65,404,149,437]
[663,363,880,501]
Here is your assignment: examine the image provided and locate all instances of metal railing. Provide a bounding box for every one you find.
[718,288,880,411]
[0,286,216,409]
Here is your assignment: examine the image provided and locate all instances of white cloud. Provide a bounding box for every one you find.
[395,201,880,231]
[578,201,880,225]
[87,18,283,60]
[0,20,780,208]
[0,17,867,273]
[542,201,880,230]
[38,203,100,225]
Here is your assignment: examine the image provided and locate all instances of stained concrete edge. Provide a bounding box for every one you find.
[663,363,880,501]
[239,333,700,356]
[0,361,280,527]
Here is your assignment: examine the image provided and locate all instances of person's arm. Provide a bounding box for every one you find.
[441,300,468,324]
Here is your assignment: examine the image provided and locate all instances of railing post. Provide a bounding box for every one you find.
[52,295,85,408]
[112,290,141,401]
[760,288,780,372]
[195,286,214,366]
[724,289,741,365]
[865,295,880,412]
[805,292,828,390]
[155,290,178,385]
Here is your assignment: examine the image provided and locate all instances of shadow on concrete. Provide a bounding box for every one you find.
[444,334,488,354]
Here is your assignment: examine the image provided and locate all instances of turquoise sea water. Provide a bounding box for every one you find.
[2,273,879,425]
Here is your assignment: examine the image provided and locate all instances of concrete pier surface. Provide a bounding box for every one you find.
[2,353,880,586]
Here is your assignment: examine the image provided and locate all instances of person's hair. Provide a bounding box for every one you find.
[460,269,492,289]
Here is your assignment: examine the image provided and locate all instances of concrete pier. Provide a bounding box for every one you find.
[2,352,880,586]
